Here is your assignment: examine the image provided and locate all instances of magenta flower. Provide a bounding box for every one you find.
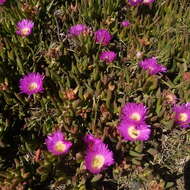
[68,24,88,36]
[128,0,143,6]
[121,103,147,124]
[45,131,72,155]
[84,134,103,151]
[0,0,6,5]
[173,103,190,128]
[99,51,117,63]
[85,143,114,174]
[143,0,155,4]
[118,120,151,141]
[139,57,167,75]
[84,134,102,145]
[121,20,131,27]
[19,72,44,96]
[94,29,112,45]
[16,19,34,37]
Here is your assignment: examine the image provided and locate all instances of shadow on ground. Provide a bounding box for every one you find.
[184,160,190,190]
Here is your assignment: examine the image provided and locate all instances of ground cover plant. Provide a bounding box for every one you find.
[0,0,190,189]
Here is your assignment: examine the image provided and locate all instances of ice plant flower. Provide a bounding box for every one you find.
[16,19,34,37]
[121,103,147,124]
[139,57,167,75]
[121,20,131,27]
[45,131,72,155]
[19,72,44,95]
[68,24,88,36]
[94,29,112,45]
[128,0,143,6]
[99,51,117,63]
[84,134,103,151]
[173,103,190,128]
[0,0,6,5]
[143,0,155,4]
[85,143,114,174]
[118,121,151,141]
[84,134,102,146]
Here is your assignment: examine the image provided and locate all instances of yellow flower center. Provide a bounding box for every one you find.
[92,155,105,169]
[21,27,30,36]
[131,112,141,121]
[128,126,140,139]
[28,82,38,91]
[178,113,188,122]
[54,141,66,152]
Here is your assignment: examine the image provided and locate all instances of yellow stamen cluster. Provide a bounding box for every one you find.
[54,141,66,152]
[21,27,30,36]
[92,155,105,169]
[28,82,38,91]
[128,126,140,139]
[178,113,188,122]
[131,112,141,121]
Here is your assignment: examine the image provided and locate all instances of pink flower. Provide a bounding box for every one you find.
[139,57,167,75]
[45,131,72,155]
[84,134,102,145]
[0,0,6,5]
[85,142,114,174]
[84,134,103,151]
[16,19,34,37]
[94,29,112,45]
[121,103,148,124]
[121,20,131,27]
[118,102,151,141]
[173,103,190,128]
[99,51,117,63]
[68,24,89,36]
[19,72,44,96]
[118,121,151,141]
